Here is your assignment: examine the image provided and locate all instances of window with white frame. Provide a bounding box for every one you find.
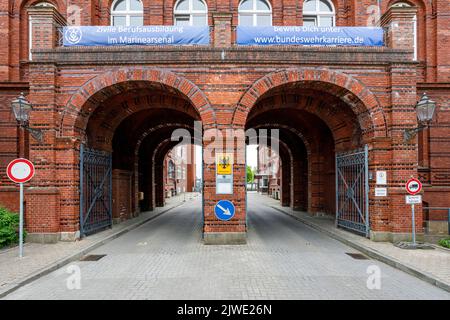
[33,1,56,7]
[391,1,417,60]
[168,160,175,179]
[303,0,335,27]
[174,0,208,26]
[111,0,143,27]
[391,1,413,7]
[238,0,272,26]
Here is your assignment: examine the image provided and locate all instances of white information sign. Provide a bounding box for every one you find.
[216,175,233,194]
[376,171,387,185]
[406,195,422,204]
[375,187,387,197]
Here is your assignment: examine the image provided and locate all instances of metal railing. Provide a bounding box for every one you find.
[423,207,450,235]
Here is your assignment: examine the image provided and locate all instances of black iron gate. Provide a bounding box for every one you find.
[335,145,369,237]
[79,144,112,236]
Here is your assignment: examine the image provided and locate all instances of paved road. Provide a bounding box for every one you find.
[4,194,450,300]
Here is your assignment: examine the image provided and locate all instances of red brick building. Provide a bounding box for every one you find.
[256,145,280,198]
[0,0,449,244]
[164,144,196,198]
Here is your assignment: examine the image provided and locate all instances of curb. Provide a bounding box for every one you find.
[0,202,184,299]
[270,205,450,293]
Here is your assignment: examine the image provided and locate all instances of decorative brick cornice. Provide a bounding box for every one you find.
[30,46,415,66]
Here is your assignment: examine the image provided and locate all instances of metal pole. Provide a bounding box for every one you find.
[364,144,370,238]
[411,204,416,246]
[448,208,450,236]
[19,182,24,258]
[79,144,84,238]
[335,152,339,228]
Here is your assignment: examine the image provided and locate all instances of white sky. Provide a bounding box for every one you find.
[246,145,258,170]
[195,145,258,179]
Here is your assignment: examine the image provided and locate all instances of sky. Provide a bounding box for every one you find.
[195,145,258,179]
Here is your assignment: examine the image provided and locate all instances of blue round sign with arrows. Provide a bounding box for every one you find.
[214,200,235,221]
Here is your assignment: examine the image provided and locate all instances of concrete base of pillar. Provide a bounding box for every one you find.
[370,231,425,243]
[60,231,80,242]
[26,233,59,244]
[26,231,80,243]
[203,232,247,245]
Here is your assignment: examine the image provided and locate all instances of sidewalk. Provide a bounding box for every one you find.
[258,194,450,292]
[0,192,200,298]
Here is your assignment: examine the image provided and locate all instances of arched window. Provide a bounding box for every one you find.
[303,0,335,27]
[168,160,175,179]
[391,1,413,7]
[174,0,208,26]
[390,1,417,60]
[111,0,143,26]
[238,0,272,26]
[33,1,56,7]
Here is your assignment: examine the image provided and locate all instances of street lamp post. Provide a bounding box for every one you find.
[11,92,43,143]
[404,93,437,142]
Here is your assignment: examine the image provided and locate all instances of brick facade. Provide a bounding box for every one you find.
[0,0,449,244]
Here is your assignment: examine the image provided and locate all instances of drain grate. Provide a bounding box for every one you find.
[346,252,369,260]
[79,254,106,261]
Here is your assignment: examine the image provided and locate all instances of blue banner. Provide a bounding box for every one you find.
[63,26,210,46]
[237,26,384,46]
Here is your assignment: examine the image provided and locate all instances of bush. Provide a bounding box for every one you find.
[0,206,25,248]
[438,237,450,249]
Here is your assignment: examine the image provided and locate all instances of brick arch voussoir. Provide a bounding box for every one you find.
[234,68,387,137]
[60,68,216,138]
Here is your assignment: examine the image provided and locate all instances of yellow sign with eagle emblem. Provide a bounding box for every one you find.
[216,153,233,175]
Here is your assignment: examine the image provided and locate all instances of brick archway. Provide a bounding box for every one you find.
[233,68,387,138]
[59,67,216,138]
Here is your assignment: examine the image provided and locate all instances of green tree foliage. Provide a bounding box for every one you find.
[246,166,255,183]
[0,206,25,248]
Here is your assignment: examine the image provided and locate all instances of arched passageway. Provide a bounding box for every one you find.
[70,75,207,236]
[244,70,382,236]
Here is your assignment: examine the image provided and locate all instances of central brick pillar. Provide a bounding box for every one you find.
[203,130,247,245]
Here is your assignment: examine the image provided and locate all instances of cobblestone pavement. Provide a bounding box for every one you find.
[4,194,450,300]
[0,193,199,296]
[261,194,450,289]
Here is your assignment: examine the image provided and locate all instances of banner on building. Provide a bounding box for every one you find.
[237,26,384,46]
[63,26,210,46]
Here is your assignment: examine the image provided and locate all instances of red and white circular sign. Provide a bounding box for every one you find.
[6,158,35,183]
[406,178,422,195]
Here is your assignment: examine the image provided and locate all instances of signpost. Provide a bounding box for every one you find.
[405,178,423,246]
[6,158,35,258]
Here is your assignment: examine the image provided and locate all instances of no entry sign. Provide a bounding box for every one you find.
[7,158,35,183]
[6,158,35,258]
[405,178,422,195]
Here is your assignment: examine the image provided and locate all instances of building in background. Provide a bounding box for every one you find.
[256,146,281,199]
[164,144,196,198]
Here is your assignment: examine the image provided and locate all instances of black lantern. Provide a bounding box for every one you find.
[415,93,436,124]
[11,92,43,142]
[404,93,437,142]
[11,93,33,124]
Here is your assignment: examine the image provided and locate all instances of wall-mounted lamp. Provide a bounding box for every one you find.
[404,93,436,142]
[11,92,43,143]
